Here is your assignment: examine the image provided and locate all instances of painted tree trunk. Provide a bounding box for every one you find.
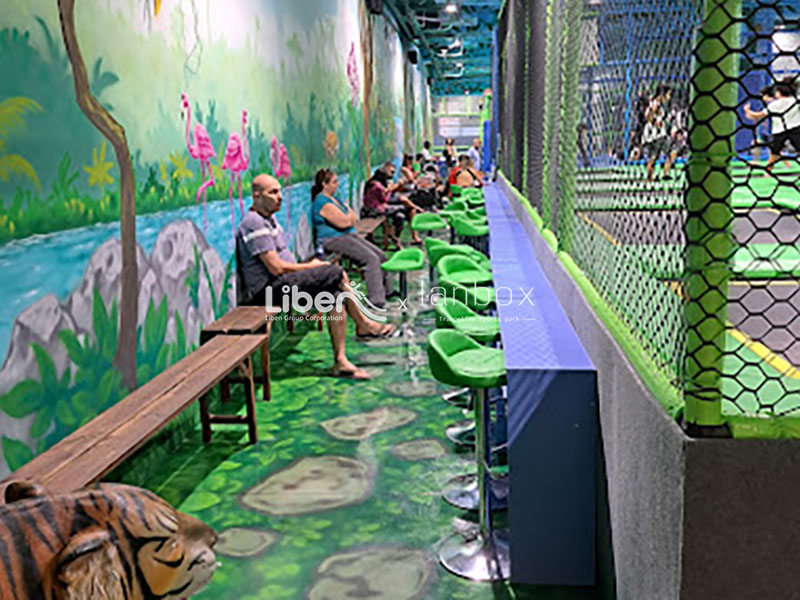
[360,4,373,180]
[57,0,138,390]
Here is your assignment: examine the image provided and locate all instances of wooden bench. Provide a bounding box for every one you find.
[201,306,271,401]
[357,216,388,250]
[1,334,266,495]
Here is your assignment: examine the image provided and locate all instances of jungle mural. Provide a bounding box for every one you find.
[0,0,430,476]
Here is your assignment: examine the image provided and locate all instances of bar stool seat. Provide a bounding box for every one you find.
[411,212,448,232]
[438,277,496,311]
[438,255,493,286]
[435,297,500,344]
[381,247,425,298]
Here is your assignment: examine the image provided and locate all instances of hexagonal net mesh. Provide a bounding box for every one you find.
[495,0,800,435]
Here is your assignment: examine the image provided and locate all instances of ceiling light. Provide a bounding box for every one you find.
[444,3,458,14]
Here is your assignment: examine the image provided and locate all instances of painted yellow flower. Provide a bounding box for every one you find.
[159,161,169,186]
[169,151,194,182]
[323,130,339,160]
[83,140,114,197]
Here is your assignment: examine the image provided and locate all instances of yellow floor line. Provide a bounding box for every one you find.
[578,212,620,246]
[580,210,800,378]
[726,326,800,380]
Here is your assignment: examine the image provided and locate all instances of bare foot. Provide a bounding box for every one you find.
[356,322,396,338]
[332,359,371,380]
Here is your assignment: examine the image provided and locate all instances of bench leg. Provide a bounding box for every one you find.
[220,374,231,404]
[199,395,212,443]
[261,344,271,402]
[243,357,258,444]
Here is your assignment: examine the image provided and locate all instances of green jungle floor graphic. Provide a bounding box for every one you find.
[108,268,607,600]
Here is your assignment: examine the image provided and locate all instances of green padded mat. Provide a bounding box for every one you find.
[627,243,800,280]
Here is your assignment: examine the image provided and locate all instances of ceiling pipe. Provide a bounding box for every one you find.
[383,0,446,79]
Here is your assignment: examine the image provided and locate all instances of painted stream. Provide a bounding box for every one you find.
[0,179,328,363]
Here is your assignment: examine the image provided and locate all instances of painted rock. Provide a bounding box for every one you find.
[321,406,417,441]
[241,456,374,516]
[216,527,279,558]
[307,547,433,600]
[385,381,439,398]
[390,439,446,461]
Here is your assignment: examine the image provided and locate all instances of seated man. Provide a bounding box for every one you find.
[238,174,394,380]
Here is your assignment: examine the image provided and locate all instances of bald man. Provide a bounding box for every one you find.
[237,174,394,379]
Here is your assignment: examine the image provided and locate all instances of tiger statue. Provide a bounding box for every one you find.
[0,480,219,599]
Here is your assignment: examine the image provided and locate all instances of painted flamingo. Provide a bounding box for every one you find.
[180,92,216,230]
[221,109,250,236]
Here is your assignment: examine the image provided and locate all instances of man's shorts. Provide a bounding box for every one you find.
[645,136,670,158]
[770,126,800,156]
[244,264,344,308]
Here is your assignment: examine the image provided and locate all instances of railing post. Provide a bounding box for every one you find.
[683,0,741,433]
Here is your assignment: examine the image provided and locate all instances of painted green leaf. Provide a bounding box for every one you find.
[31,344,57,390]
[281,394,308,411]
[2,437,34,471]
[0,380,42,417]
[55,399,77,426]
[29,406,53,438]
[92,287,110,349]
[181,490,221,512]
[217,461,241,471]
[174,310,187,361]
[58,329,86,366]
[71,389,95,414]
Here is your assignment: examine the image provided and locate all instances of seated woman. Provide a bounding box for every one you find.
[453,154,484,189]
[363,164,423,245]
[312,169,393,309]
[399,154,417,187]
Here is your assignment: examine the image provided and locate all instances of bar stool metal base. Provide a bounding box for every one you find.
[439,528,511,582]
[442,387,470,407]
[446,419,475,446]
[442,473,508,512]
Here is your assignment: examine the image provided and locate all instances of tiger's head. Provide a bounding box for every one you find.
[2,480,219,600]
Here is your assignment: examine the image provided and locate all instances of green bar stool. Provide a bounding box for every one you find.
[434,245,491,273]
[463,188,485,206]
[440,200,469,243]
[434,296,503,485]
[437,255,493,287]
[441,199,469,213]
[411,212,448,233]
[435,297,500,344]
[437,277,495,312]
[427,329,510,581]
[471,207,487,218]
[381,247,425,300]
[425,238,449,281]
[451,213,490,254]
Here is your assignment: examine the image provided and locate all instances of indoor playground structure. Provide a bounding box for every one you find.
[1,0,800,599]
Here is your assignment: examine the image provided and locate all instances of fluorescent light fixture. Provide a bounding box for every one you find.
[444,3,458,13]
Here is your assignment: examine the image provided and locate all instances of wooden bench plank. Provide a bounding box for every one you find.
[40,335,267,493]
[357,216,385,235]
[6,336,237,486]
[201,306,268,336]
[5,335,266,493]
